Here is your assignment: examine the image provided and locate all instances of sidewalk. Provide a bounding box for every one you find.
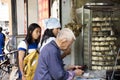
[0,71,9,80]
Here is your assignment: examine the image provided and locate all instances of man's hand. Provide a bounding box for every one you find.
[66,65,82,71]
[74,69,84,76]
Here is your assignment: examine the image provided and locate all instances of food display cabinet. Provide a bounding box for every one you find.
[76,3,120,71]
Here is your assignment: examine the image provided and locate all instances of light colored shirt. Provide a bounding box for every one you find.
[18,40,38,53]
[40,37,55,52]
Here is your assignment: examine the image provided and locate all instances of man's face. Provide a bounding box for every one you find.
[60,39,74,51]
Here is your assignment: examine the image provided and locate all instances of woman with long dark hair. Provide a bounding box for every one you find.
[40,18,70,59]
[18,23,41,80]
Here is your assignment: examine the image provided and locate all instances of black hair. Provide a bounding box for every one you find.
[0,27,2,33]
[41,29,55,46]
[25,23,41,45]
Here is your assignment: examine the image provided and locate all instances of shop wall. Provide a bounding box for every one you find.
[38,0,49,34]
[61,0,72,27]
[61,0,84,65]
[61,0,76,65]
[8,0,12,34]
[28,0,38,25]
[16,0,24,35]
[16,0,38,35]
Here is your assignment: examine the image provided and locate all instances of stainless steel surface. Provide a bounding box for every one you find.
[84,0,120,11]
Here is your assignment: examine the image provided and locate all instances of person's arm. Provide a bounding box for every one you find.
[18,50,26,80]
[46,52,83,80]
[65,65,84,80]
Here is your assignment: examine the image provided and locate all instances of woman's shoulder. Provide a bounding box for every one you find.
[40,37,55,52]
[19,40,26,45]
[47,37,55,42]
[18,40,27,49]
[42,37,55,45]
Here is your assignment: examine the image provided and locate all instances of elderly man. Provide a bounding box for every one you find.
[34,28,83,80]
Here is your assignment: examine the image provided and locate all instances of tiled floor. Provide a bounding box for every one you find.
[0,65,20,80]
[0,72,9,80]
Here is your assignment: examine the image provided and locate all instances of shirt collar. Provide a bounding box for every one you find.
[51,40,60,50]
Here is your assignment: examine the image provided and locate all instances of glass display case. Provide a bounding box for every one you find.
[91,11,118,70]
[76,4,120,70]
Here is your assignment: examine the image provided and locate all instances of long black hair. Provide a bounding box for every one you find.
[41,29,55,46]
[25,23,41,45]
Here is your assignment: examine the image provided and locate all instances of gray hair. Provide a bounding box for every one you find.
[56,28,76,41]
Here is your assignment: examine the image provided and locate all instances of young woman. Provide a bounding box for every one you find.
[40,18,70,59]
[18,23,41,80]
